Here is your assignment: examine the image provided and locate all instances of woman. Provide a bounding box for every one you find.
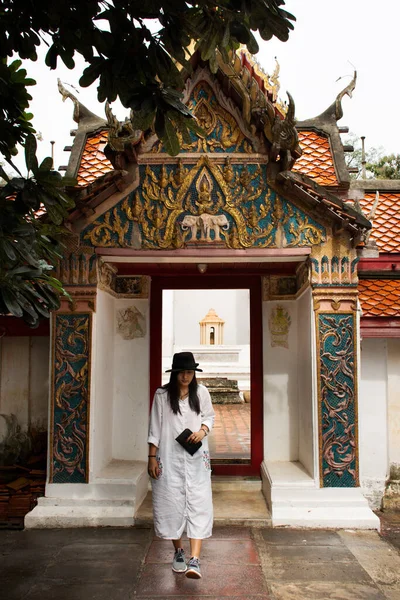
[148,351,215,579]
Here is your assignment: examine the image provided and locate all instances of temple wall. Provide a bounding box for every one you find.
[0,336,50,465]
[263,300,299,461]
[112,298,149,462]
[359,338,388,508]
[297,288,314,477]
[91,289,115,476]
[0,337,49,432]
[387,339,400,474]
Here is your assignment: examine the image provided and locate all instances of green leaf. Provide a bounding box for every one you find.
[39,157,53,171]
[3,239,17,261]
[162,115,180,156]
[45,45,58,69]
[8,266,42,277]
[24,134,38,174]
[131,109,155,131]
[2,288,23,318]
[79,57,105,88]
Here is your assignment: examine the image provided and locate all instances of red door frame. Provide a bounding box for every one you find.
[149,274,263,476]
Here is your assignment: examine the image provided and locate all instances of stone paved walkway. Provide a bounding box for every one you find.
[1,525,400,599]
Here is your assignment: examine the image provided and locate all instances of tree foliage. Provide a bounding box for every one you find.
[0,134,76,326]
[1,0,295,156]
[0,1,295,325]
[344,133,383,180]
[345,134,400,180]
[366,154,400,179]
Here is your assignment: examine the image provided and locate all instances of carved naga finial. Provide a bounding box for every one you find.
[252,91,302,171]
[269,92,302,170]
[335,71,357,121]
[269,58,280,101]
[105,102,142,154]
[57,78,104,127]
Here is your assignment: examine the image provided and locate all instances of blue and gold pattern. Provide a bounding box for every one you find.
[152,81,254,154]
[50,313,91,483]
[82,158,326,250]
[317,313,358,487]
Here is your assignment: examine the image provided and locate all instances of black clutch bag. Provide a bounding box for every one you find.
[175,428,202,456]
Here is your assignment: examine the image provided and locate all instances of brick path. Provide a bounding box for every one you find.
[208,404,250,459]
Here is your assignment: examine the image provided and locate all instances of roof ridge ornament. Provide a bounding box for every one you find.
[252,91,302,171]
[57,79,105,129]
[335,71,357,121]
[104,102,142,166]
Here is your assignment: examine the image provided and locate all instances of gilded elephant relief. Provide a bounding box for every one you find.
[181,213,230,242]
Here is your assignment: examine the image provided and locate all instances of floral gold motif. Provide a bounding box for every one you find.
[151,82,254,154]
[82,157,326,250]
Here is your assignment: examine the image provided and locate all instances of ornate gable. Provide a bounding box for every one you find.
[147,69,259,155]
[81,157,325,250]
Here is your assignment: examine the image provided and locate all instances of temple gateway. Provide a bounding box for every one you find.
[1,49,399,529]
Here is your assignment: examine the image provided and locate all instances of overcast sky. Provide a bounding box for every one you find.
[20,0,400,172]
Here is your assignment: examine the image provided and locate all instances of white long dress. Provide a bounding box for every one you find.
[147,384,215,540]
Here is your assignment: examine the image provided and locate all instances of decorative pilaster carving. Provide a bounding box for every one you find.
[56,250,97,286]
[97,260,150,299]
[310,236,359,287]
[50,312,92,483]
[313,288,359,488]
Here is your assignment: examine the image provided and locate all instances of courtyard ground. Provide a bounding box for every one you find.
[1,520,400,600]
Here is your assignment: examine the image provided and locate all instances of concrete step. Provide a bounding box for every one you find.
[134,488,271,528]
[211,476,262,491]
[25,499,135,528]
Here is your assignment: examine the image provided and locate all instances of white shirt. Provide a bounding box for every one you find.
[148,384,215,539]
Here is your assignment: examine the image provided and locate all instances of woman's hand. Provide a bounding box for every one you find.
[148,457,160,479]
[187,429,207,444]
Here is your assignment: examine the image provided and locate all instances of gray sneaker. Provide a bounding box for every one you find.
[172,548,187,573]
[186,556,201,579]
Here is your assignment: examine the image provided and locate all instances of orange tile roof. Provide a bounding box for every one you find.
[77,130,113,186]
[359,279,400,317]
[359,193,400,253]
[294,131,338,187]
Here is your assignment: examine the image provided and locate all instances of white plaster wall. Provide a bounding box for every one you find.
[263,300,298,461]
[91,289,115,476]
[387,338,400,470]
[112,298,150,462]
[297,288,314,477]
[0,337,30,428]
[359,338,388,508]
[29,337,50,430]
[172,289,250,346]
[0,336,49,434]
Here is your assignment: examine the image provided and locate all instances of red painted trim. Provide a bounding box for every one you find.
[149,277,163,406]
[149,273,264,476]
[361,317,400,338]
[0,316,50,336]
[111,262,299,276]
[359,255,400,272]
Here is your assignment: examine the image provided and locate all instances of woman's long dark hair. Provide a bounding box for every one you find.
[163,371,200,415]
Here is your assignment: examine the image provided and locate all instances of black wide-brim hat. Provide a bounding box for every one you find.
[166,351,203,373]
